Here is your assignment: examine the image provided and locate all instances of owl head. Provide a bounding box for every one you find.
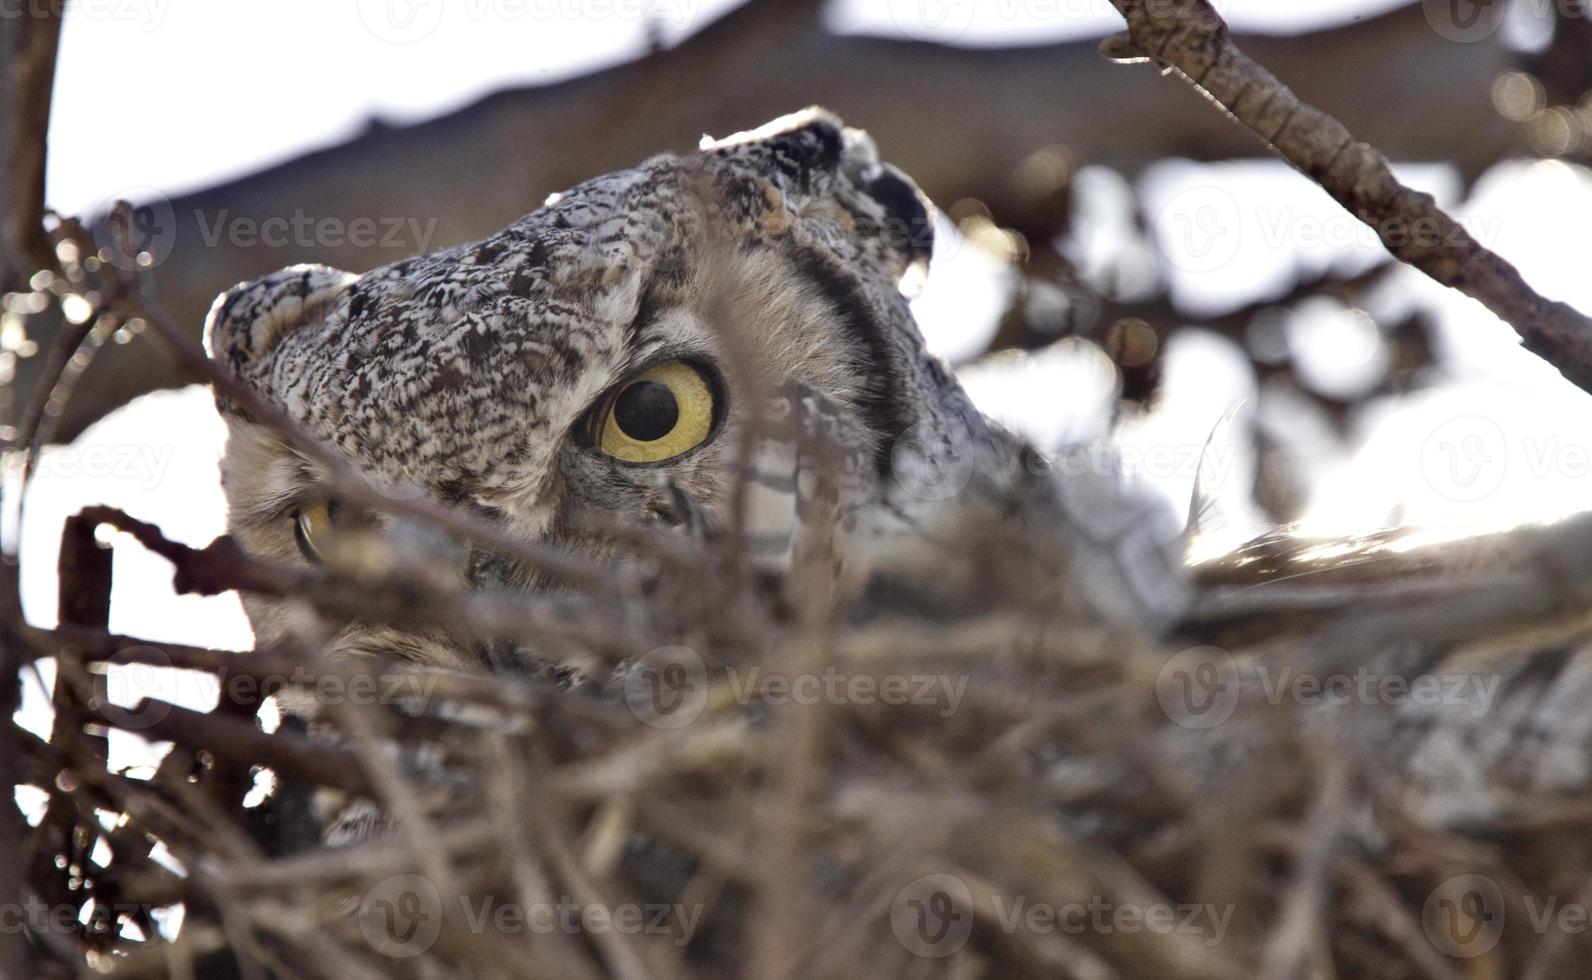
[205,108,1012,666]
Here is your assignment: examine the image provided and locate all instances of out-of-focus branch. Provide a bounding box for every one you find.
[87,697,376,798]
[0,3,63,282]
[29,517,115,953]
[0,595,41,978]
[75,504,648,660]
[1104,0,1592,397]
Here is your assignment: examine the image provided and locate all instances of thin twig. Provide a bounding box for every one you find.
[1104,0,1592,395]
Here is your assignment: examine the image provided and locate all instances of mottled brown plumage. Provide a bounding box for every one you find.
[207,108,1186,675]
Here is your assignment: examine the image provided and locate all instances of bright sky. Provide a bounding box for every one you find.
[19,0,1592,770]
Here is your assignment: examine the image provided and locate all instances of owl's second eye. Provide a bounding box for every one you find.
[596,360,718,463]
[293,498,377,563]
[294,499,341,563]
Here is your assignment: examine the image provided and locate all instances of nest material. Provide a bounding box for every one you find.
[14,485,1592,980]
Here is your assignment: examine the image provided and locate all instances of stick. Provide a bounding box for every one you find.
[0,3,62,278]
[1103,0,1592,395]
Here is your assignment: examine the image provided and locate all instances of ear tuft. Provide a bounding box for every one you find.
[204,264,359,377]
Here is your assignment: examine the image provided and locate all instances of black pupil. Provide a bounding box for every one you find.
[613,380,679,442]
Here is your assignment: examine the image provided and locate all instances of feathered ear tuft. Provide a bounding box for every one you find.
[203,264,359,381]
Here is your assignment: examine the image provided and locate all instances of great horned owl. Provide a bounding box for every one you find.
[195,110,1592,977]
[205,108,1187,672]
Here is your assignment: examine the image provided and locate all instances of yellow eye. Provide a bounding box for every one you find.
[293,500,339,563]
[597,360,717,463]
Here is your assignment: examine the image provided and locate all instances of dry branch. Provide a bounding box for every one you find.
[76,503,653,664]
[1104,0,1592,396]
[0,2,62,281]
[0,591,42,977]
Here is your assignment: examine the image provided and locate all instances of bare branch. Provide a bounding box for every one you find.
[1104,0,1592,395]
[0,3,62,280]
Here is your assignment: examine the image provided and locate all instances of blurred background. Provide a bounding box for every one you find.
[9,0,1592,768]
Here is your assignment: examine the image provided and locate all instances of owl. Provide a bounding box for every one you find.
[204,107,1188,676]
[195,109,1592,977]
